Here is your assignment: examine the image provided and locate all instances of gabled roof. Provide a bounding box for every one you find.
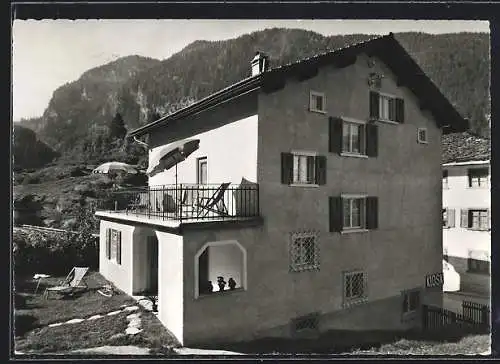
[129,33,468,138]
[442,132,490,164]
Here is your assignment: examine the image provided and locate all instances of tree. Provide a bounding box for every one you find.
[108,112,127,140]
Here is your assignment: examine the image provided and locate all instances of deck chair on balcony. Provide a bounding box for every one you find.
[43,267,89,299]
[196,183,231,218]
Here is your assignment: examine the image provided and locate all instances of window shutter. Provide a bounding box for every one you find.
[329,196,343,232]
[106,229,111,259]
[396,98,405,123]
[460,209,469,228]
[281,152,293,184]
[369,91,380,119]
[448,209,455,228]
[329,117,343,154]
[315,156,327,185]
[365,124,378,157]
[117,231,122,265]
[366,197,378,229]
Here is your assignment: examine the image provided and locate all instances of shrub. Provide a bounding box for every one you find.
[22,174,40,185]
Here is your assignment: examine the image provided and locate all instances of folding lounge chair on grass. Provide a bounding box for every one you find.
[196,183,231,218]
[43,267,89,299]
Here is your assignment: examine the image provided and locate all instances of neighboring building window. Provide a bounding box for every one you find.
[442,170,449,189]
[329,117,378,157]
[342,121,365,154]
[197,157,208,185]
[461,209,490,231]
[370,91,405,123]
[417,128,428,144]
[281,152,326,186]
[344,271,367,306]
[290,231,319,272]
[467,250,490,274]
[329,195,378,232]
[309,91,326,113]
[402,289,420,314]
[468,168,489,188]
[442,208,455,228]
[106,228,122,265]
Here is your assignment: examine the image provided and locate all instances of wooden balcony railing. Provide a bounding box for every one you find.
[96,183,260,222]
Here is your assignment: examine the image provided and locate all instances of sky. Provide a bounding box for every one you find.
[12,19,489,121]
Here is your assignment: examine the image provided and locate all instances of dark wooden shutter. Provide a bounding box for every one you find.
[281,152,293,184]
[396,98,405,123]
[329,196,343,232]
[116,231,122,265]
[369,91,380,120]
[106,228,111,259]
[365,124,378,157]
[329,117,343,154]
[366,197,378,229]
[460,209,469,228]
[315,156,327,185]
[448,209,455,228]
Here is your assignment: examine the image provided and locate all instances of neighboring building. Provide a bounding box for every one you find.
[442,132,491,295]
[95,33,467,346]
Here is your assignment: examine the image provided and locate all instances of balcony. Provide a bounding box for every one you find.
[95,183,260,226]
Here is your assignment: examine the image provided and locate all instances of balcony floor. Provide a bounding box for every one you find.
[95,210,261,229]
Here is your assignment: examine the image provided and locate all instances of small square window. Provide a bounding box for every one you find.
[417,128,428,144]
[310,91,326,113]
[402,289,420,314]
[343,271,367,306]
[290,232,319,272]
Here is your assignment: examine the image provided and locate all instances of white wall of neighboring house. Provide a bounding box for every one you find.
[442,161,491,261]
[148,114,259,186]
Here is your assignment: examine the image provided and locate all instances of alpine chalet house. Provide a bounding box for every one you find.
[442,132,490,295]
[95,33,468,346]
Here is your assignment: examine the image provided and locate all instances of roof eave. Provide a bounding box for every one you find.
[128,74,263,138]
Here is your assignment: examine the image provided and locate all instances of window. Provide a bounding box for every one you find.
[329,195,378,232]
[344,271,367,306]
[417,128,428,144]
[442,170,449,189]
[468,168,489,188]
[106,228,122,264]
[370,91,404,123]
[343,198,365,229]
[290,231,319,272]
[342,121,365,154]
[292,313,320,335]
[467,250,490,274]
[442,208,455,228]
[402,289,420,314]
[309,91,326,113]
[281,152,326,186]
[329,117,377,157]
[461,209,490,231]
[197,157,207,185]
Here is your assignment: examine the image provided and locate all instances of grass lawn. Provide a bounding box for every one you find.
[14,271,179,355]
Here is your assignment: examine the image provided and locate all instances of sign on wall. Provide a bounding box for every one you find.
[425,272,444,288]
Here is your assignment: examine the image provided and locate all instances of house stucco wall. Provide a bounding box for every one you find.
[252,53,443,333]
[156,230,184,345]
[99,220,134,295]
